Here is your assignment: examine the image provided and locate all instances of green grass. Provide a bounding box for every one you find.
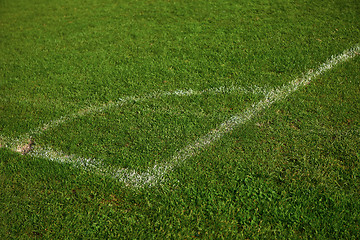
[1,0,360,238]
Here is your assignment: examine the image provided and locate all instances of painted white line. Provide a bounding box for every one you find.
[49,45,360,186]
[1,84,268,173]
[112,44,360,187]
[23,84,269,138]
[1,84,268,150]
[1,44,359,188]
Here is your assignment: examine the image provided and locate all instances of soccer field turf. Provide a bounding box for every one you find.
[1,0,360,238]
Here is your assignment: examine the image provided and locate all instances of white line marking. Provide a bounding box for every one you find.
[1,84,268,150]
[115,44,360,187]
[1,44,359,188]
[1,84,268,171]
[24,85,269,138]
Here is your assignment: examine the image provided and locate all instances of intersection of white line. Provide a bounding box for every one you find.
[1,44,359,188]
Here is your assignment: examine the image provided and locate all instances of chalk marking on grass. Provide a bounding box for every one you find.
[1,44,359,187]
[0,84,269,176]
[1,84,268,151]
[113,44,360,187]
[20,84,269,139]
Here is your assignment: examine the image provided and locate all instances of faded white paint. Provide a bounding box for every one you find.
[1,44,359,188]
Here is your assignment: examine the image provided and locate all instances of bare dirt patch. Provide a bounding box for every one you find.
[16,138,35,155]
